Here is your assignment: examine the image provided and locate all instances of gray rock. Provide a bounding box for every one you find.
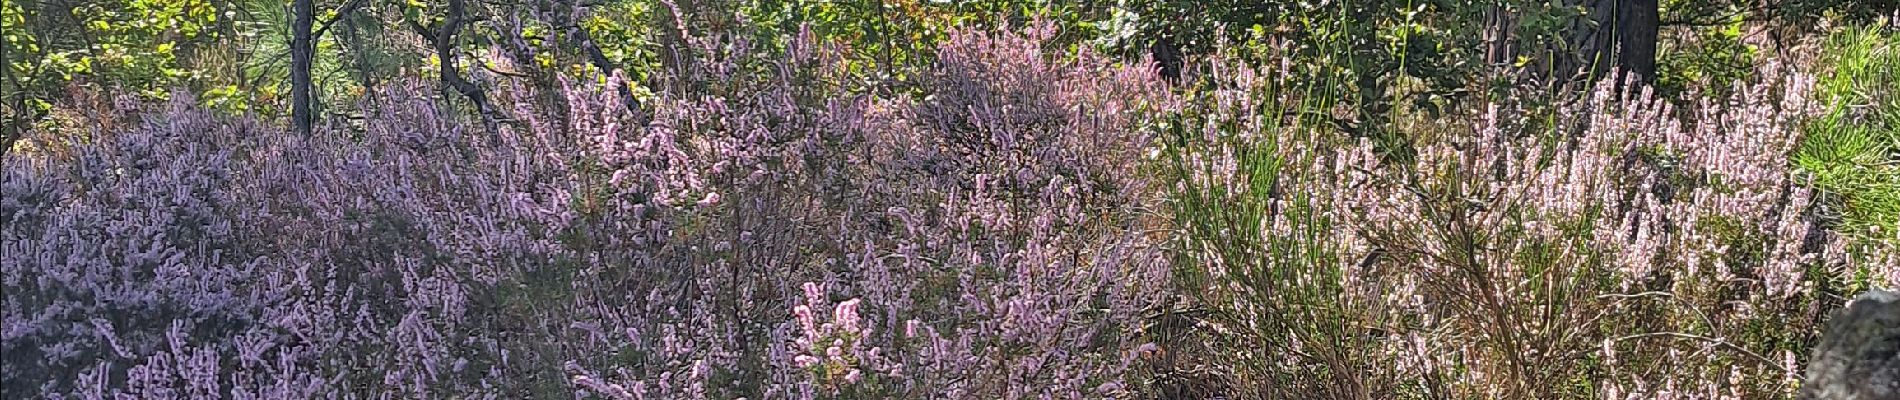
[1801,290,1900,400]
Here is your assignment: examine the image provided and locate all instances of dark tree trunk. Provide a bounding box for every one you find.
[290,0,316,136]
[1151,36,1182,82]
[1484,5,1518,67]
[1615,0,1659,83]
[1554,0,1659,84]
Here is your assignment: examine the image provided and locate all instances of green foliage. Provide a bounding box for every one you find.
[2,0,51,132]
[578,0,663,85]
[1654,0,1762,97]
[1092,0,1275,56]
[8,0,224,99]
[1100,0,1511,164]
[738,0,1097,93]
[1775,0,1900,25]
[1796,23,1900,250]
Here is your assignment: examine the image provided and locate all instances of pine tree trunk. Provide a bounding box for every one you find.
[290,0,315,136]
[1615,0,1659,83]
[1554,0,1658,84]
[1485,5,1517,67]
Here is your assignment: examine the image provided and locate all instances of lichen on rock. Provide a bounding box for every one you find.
[1801,290,1900,400]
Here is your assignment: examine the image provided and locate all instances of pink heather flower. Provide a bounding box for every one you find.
[1784,350,1800,385]
[833,299,862,334]
[18,16,1863,400]
[802,282,824,306]
[1134,342,1160,358]
[793,305,816,336]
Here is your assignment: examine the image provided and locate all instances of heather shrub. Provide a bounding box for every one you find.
[1,84,631,397]
[2,98,276,398]
[1151,41,1362,398]
[817,22,1176,397]
[1161,41,1898,398]
[560,20,1177,399]
[3,12,1895,400]
[0,15,1179,398]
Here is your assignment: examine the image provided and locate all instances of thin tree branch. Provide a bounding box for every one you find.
[480,62,533,78]
[542,0,644,118]
[310,0,367,40]
[412,0,502,136]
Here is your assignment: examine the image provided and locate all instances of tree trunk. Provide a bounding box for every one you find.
[290,0,315,136]
[1554,0,1659,84]
[1484,5,1518,68]
[1615,0,1659,83]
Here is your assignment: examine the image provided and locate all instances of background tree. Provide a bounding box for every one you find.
[1,0,26,158]
[1554,0,1660,83]
[290,0,314,136]
[408,0,500,134]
